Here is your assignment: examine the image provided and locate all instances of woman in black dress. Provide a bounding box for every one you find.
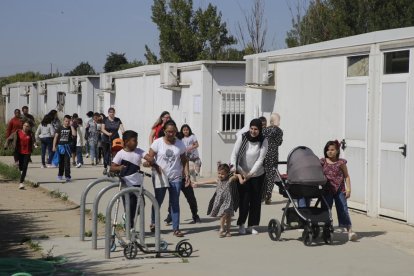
[263,113,283,204]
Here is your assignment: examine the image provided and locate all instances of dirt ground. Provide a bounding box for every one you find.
[0,180,98,259]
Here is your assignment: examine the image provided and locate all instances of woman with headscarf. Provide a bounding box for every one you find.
[230,119,268,235]
[262,113,283,204]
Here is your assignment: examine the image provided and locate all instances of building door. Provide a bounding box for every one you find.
[343,82,368,211]
[378,79,408,220]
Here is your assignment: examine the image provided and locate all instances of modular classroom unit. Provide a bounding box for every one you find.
[244,27,414,224]
[100,61,246,176]
[2,82,38,122]
[36,76,99,119]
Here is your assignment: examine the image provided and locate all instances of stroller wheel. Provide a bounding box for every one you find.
[268,219,282,241]
[312,226,320,239]
[323,228,333,245]
[302,228,313,246]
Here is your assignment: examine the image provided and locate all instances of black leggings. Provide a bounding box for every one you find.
[102,142,111,168]
[237,174,265,227]
[18,154,31,183]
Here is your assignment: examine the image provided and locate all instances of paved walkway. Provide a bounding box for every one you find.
[1,155,414,275]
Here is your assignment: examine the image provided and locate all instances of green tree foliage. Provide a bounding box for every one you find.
[286,0,414,48]
[0,72,48,90]
[66,62,96,76]
[148,0,238,62]
[118,59,145,70]
[104,52,128,72]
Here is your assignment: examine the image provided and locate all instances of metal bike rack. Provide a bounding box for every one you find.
[105,187,161,259]
[91,182,120,249]
[80,177,118,241]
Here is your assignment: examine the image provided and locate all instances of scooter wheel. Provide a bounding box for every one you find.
[123,243,138,260]
[110,237,117,252]
[176,241,193,257]
[160,239,168,251]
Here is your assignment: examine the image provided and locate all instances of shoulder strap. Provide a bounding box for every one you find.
[236,134,248,170]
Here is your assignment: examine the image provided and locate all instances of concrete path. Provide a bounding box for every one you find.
[1,155,414,276]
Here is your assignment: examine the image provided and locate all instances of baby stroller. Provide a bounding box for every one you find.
[267,146,334,246]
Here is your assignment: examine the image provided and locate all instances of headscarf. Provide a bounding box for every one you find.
[244,118,264,143]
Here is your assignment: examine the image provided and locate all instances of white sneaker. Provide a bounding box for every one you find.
[348,232,358,241]
[238,224,246,235]
[76,163,82,168]
[40,165,46,168]
[19,183,25,190]
[249,227,258,235]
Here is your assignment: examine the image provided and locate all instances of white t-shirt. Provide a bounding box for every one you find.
[112,148,146,187]
[182,134,199,160]
[151,137,186,183]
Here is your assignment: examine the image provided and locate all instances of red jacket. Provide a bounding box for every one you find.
[6,117,23,138]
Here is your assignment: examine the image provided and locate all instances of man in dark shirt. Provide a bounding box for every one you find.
[21,106,35,124]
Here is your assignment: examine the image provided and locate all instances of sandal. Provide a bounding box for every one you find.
[173,230,184,237]
[225,231,232,237]
[219,231,226,238]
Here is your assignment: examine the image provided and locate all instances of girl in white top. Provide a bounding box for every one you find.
[230,119,268,235]
[179,124,201,181]
[35,114,55,168]
[145,120,190,237]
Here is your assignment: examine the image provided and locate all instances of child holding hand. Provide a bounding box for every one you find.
[193,163,245,238]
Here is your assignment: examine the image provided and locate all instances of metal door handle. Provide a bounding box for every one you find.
[399,144,407,157]
[341,139,347,150]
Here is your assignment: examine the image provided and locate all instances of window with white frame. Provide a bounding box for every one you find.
[384,50,410,74]
[221,90,245,132]
[347,55,369,77]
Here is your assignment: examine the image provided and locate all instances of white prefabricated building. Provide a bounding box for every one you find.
[2,82,38,122]
[244,27,414,224]
[36,76,99,119]
[100,61,246,176]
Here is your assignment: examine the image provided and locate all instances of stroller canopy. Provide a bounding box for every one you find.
[287,146,327,186]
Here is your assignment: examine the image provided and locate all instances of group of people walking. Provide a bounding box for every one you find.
[5,106,356,241]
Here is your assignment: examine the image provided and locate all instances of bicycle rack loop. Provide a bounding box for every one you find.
[80,177,118,241]
[105,187,161,259]
[91,182,120,249]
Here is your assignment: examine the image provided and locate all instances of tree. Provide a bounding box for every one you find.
[147,0,237,62]
[236,0,268,54]
[118,60,145,70]
[104,52,128,72]
[66,62,96,76]
[286,0,414,48]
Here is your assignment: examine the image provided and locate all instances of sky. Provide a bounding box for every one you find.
[0,0,296,76]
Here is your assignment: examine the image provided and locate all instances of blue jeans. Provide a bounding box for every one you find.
[151,180,181,231]
[297,197,311,208]
[76,146,84,165]
[40,137,53,165]
[322,190,352,227]
[89,142,97,163]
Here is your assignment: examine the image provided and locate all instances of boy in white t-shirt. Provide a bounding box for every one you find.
[110,130,148,227]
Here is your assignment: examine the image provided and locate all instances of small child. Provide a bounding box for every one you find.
[193,163,245,238]
[53,115,76,182]
[76,118,84,168]
[110,130,148,227]
[320,140,357,241]
[179,124,202,182]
